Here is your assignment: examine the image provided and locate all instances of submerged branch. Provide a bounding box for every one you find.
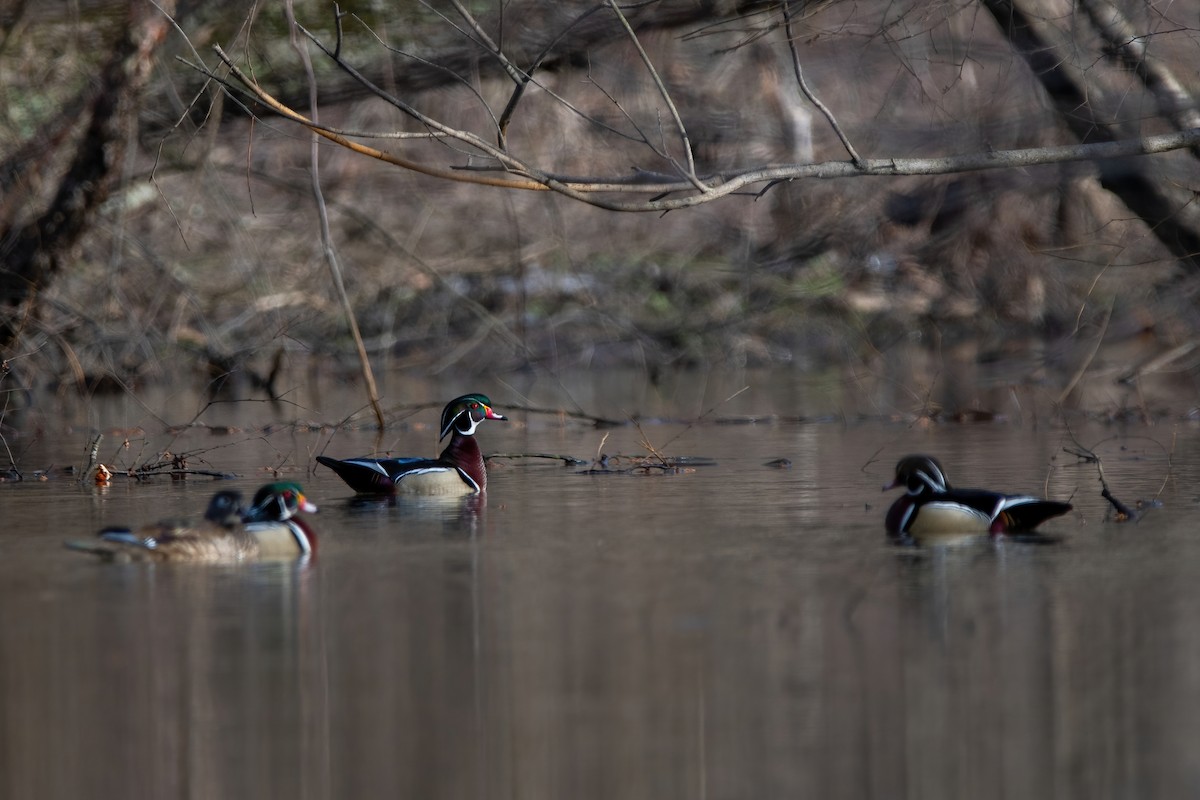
[1100,486,1139,521]
[1064,441,1138,522]
[1063,429,1173,522]
[487,452,589,465]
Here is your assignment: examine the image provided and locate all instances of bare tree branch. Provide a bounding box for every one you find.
[179,2,1200,224]
[494,5,608,148]
[198,51,1200,210]
[447,0,525,86]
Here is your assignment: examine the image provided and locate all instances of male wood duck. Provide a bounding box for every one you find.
[242,481,319,558]
[317,393,507,495]
[884,454,1072,538]
[65,483,318,562]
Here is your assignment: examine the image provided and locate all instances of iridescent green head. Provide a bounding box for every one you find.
[244,482,318,523]
[439,394,507,441]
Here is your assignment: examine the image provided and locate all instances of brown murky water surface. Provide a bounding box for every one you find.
[1,366,1197,798]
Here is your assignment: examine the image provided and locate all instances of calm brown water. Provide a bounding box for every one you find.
[1,368,1197,798]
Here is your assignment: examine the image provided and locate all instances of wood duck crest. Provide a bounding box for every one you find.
[317,393,507,496]
[887,454,950,495]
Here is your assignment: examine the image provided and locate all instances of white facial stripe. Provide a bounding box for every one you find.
[928,463,947,489]
[457,410,481,436]
[914,467,947,493]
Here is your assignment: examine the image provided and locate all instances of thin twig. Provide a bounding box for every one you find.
[284,1,384,429]
[658,385,750,452]
[1155,428,1176,501]
[447,0,524,85]
[1081,0,1200,152]
[1062,425,1172,522]
[205,47,530,187]
[511,403,625,428]
[0,388,16,474]
[604,0,709,192]
[1062,437,1133,519]
[145,468,240,480]
[146,0,221,249]
[495,5,607,147]
[1057,297,1114,405]
[594,431,610,465]
[625,386,750,467]
[351,11,637,149]
[781,0,863,167]
[634,419,672,468]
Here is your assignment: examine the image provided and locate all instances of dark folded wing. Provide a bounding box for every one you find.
[994,498,1073,531]
[317,455,437,493]
[942,489,1071,531]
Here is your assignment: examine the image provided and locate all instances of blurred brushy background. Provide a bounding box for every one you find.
[2,0,1199,400]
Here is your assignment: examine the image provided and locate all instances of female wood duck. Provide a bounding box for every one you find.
[66,483,318,562]
[884,454,1072,538]
[316,393,507,495]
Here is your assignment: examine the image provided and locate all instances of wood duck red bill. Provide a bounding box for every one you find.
[316,393,507,496]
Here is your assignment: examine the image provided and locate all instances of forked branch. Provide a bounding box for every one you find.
[199,29,1200,214]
